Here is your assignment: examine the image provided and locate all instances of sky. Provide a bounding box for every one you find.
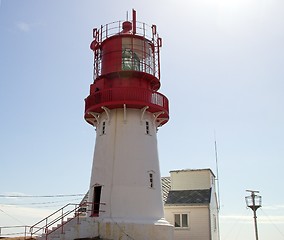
[0,0,284,239]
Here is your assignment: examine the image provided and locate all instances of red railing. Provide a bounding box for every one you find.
[29,202,105,240]
[30,203,82,240]
[91,20,162,81]
[94,48,157,79]
[85,87,169,116]
[94,21,154,47]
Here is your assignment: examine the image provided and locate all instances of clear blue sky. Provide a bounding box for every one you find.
[1,0,284,239]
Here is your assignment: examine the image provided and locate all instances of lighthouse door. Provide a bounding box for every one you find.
[92,186,102,216]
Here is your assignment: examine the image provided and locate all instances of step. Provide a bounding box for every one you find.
[59,218,99,240]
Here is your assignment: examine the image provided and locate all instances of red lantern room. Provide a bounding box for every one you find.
[84,10,169,127]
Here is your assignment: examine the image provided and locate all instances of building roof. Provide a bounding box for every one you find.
[161,177,171,202]
[165,188,211,205]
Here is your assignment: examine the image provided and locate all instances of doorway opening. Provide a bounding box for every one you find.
[92,186,102,217]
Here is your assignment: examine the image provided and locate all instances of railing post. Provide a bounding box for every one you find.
[77,204,80,224]
[30,226,33,239]
[45,217,48,240]
[61,208,64,234]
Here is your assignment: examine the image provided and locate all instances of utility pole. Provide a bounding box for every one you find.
[245,190,262,240]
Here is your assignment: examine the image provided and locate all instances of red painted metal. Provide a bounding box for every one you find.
[85,87,169,125]
[132,9,137,34]
[85,11,168,126]
[29,202,104,240]
[30,203,82,239]
[89,20,162,80]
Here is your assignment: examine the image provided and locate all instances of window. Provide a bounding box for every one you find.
[145,121,150,135]
[122,48,140,71]
[101,121,106,135]
[148,171,155,188]
[174,214,189,228]
[213,214,217,231]
[149,173,153,188]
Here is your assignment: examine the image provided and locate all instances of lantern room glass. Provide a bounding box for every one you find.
[121,37,153,73]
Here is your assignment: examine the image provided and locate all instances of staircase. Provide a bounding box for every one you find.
[30,202,99,240]
[35,217,98,240]
[29,196,172,240]
[29,204,173,240]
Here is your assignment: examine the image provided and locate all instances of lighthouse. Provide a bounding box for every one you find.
[84,10,173,239]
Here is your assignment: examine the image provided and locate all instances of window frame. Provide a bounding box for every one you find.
[145,121,150,135]
[213,214,217,231]
[101,121,106,135]
[174,213,189,229]
[147,170,155,189]
[122,48,140,71]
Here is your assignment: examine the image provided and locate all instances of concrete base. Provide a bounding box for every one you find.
[95,218,174,240]
[35,217,173,240]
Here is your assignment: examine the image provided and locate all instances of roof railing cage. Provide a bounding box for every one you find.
[93,21,161,55]
[95,20,157,43]
[92,21,162,80]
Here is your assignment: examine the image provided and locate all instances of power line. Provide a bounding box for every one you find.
[0,198,82,206]
[0,194,85,198]
[0,207,26,225]
[260,208,284,239]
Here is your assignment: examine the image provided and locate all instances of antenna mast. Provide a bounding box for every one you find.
[214,132,221,211]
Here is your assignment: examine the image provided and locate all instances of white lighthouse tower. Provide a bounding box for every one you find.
[84,10,173,239]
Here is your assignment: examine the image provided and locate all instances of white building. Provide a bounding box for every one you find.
[82,10,173,240]
[27,169,218,240]
[29,10,174,240]
[162,169,220,240]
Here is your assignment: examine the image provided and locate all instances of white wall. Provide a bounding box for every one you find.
[170,169,214,190]
[164,169,220,240]
[88,108,165,222]
[209,192,220,240]
[164,205,210,240]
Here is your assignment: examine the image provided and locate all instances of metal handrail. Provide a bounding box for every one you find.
[30,203,85,239]
[0,225,32,238]
[86,87,168,107]
[29,201,105,240]
[95,49,158,78]
[96,20,154,43]
[1,201,106,239]
[30,203,70,235]
[92,20,162,81]
[85,87,169,113]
